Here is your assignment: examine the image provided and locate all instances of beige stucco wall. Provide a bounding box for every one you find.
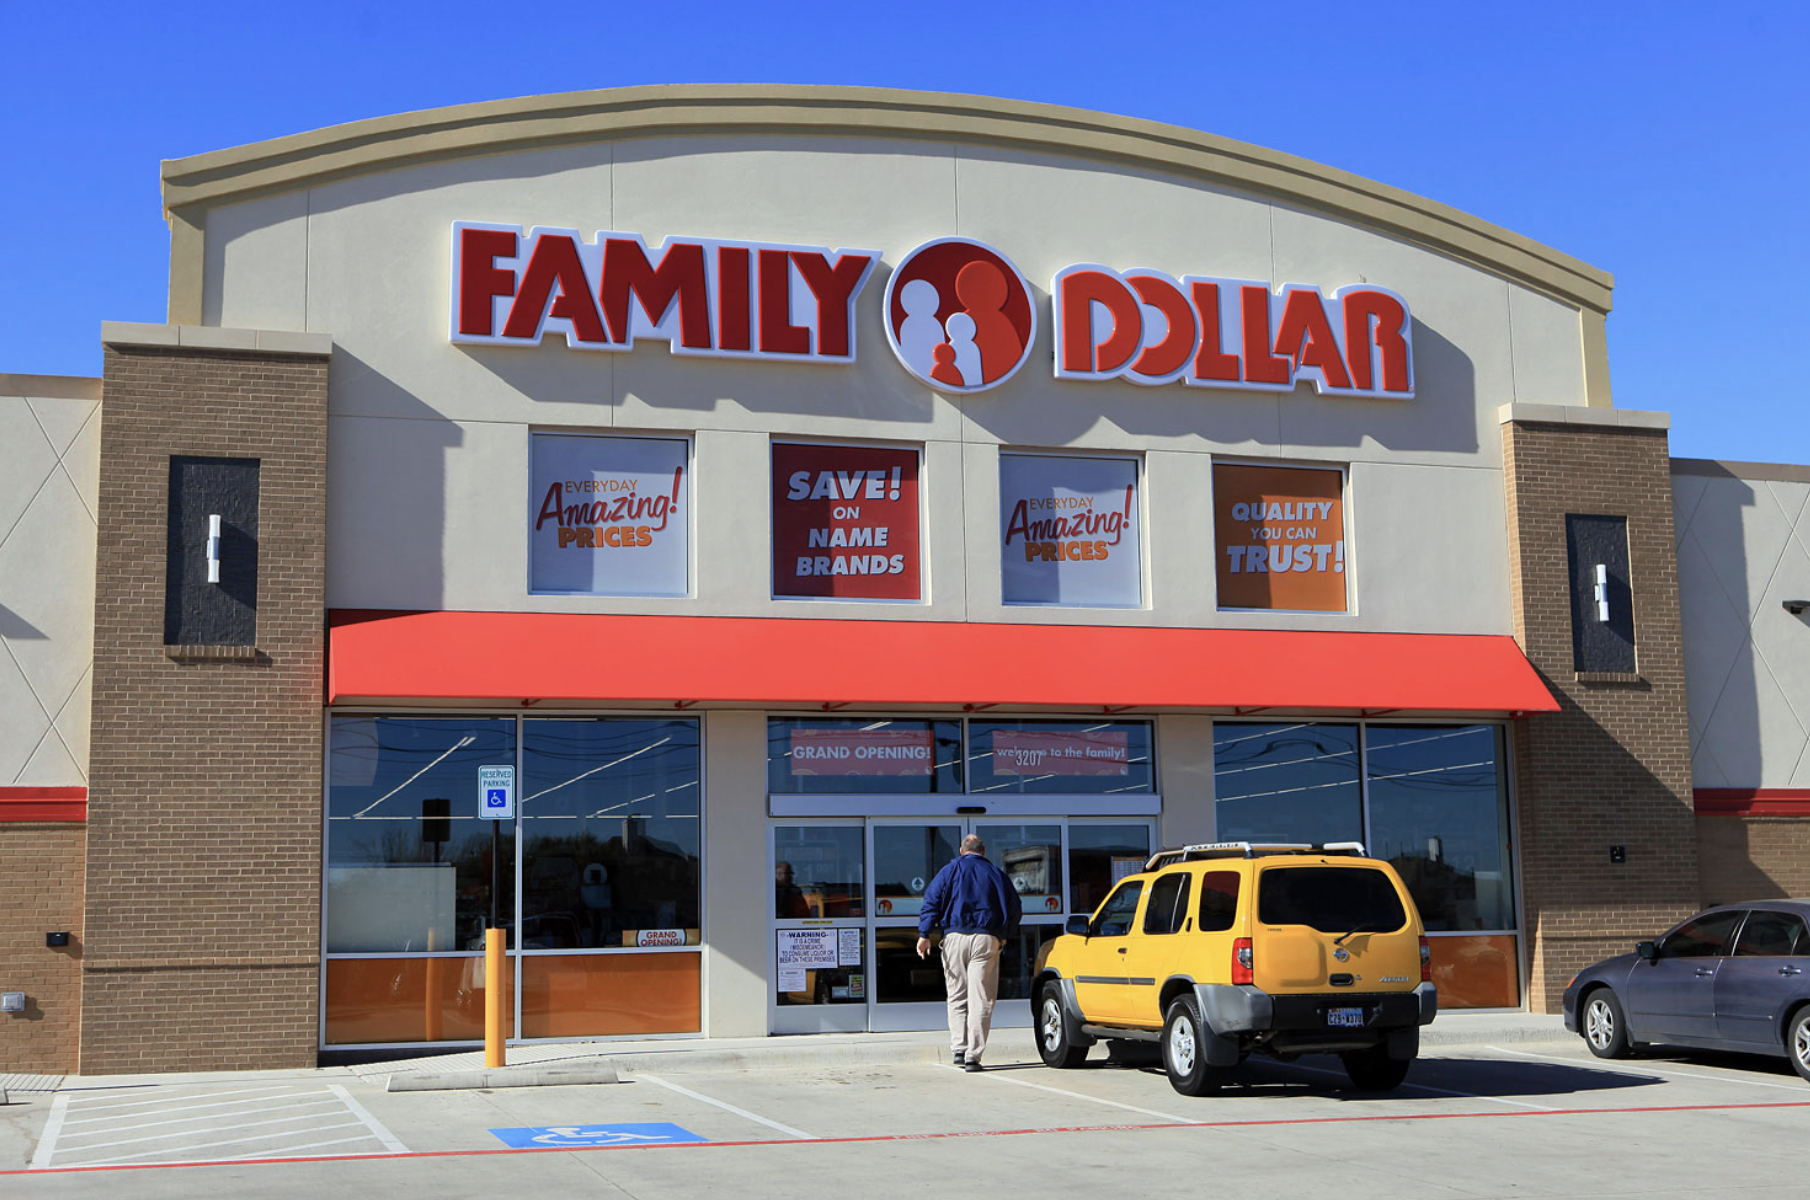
[1674,462,1810,789]
[188,120,1587,634]
[0,375,99,787]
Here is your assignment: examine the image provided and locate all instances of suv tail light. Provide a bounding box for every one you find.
[1419,935,1433,983]
[1232,937,1254,985]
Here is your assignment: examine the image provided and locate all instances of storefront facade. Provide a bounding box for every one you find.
[5,85,1769,1074]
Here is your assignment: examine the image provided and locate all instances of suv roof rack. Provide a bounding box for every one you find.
[1143,841,1369,870]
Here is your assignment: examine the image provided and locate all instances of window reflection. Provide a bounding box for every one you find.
[1365,725,1513,931]
[767,718,963,793]
[326,716,517,953]
[966,720,1154,795]
[520,718,701,948]
[1213,722,1362,845]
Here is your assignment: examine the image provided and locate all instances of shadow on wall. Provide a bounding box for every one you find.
[1673,465,1763,796]
[0,603,46,640]
[327,350,461,611]
[1695,816,1793,905]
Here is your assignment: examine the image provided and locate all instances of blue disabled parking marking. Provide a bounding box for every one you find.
[489,1123,707,1149]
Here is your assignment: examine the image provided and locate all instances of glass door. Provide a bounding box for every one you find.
[770,822,869,1034]
[869,820,963,1032]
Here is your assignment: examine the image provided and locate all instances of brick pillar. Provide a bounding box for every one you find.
[82,334,328,1073]
[1502,412,1698,1012]
[0,822,86,1072]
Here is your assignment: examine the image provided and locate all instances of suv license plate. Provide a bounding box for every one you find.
[1327,1007,1365,1028]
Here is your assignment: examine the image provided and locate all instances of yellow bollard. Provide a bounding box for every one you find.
[484,927,506,1068]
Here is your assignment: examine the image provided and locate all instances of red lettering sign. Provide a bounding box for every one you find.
[991,731,1129,777]
[789,729,934,776]
[772,443,921,601]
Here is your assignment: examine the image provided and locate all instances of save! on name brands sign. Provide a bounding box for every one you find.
[451,225,1413,398]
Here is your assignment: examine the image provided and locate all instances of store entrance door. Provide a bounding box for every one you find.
[770,818,1151,1035]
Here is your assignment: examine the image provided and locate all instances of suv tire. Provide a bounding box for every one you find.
[1341,1044,1411,1091]
[1036,983,1089,1069]
[1163,995,1226,1096]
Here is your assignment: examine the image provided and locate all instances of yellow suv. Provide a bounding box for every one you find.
[1033,842,1437,1095]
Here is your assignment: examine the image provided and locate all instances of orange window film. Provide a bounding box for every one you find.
[325,957,514,1045]
[1428,934,1520,1008]
[520,952,701,1039]
[1213,463,1346,612]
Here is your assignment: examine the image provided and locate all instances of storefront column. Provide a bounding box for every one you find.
[1156,714,1216,848]
[1501,405,1698,1013]
[703,709,769,1036]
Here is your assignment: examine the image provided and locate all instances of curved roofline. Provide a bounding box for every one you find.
[160,84,1612,318]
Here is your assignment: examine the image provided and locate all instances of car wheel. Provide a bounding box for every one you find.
[1036,983,1088,1069]
[1341,1044,1411,1091]
[1582,988,1632,1059]
[1789,1008,1810,1083]
[1162,995,1225,1096]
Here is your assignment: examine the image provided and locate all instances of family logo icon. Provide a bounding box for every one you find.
[884,238,1036,393]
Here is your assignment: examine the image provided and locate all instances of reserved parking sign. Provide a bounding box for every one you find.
[478,765,514,821]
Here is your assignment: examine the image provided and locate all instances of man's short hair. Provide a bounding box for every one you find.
[961,833,986,854]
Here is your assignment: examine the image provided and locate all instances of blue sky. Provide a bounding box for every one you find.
[2,1,1803,462]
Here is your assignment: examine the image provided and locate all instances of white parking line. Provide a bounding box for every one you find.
[981,1070,1201,1124]
[28,1096,71,1170]
[58,1110,362,1155]
[59,1097,341,1138]
[62,1085,302,1116]
[329,1084,407,1152]
[76,1121,371,1168]
[633,1074,816,1140]
[1489,1044,1810,1093]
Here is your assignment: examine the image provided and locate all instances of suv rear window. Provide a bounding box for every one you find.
[1257,867,1406,933]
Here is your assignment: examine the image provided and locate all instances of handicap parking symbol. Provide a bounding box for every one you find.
[485,788,508,808]
[489,1123,707,1149]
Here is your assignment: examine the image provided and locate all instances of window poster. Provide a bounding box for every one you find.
[530,435,690,595]
[772,442,921,600]
[999,454,1141,607]
[1213,462,1347,612]
[789,728,934,776]
[991,729,1130,776]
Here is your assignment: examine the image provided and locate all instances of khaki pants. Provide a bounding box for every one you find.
[940,931,1003,1061]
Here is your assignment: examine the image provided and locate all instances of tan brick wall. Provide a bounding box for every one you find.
[1697,815,1810,904]
[1503,421,1699,1011]
[0,824,85,1073]
[82,343,327,1074]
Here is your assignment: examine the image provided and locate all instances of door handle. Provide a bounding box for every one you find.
[1117,947,1128,954]
[1694,968,1714,977]
[1781,965,1803,977]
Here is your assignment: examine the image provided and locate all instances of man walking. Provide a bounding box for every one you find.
[917,834,1021,1072]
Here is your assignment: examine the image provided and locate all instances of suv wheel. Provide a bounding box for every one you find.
[1341,1044,1411,1091]
[1789,1008,1810,1083]
[1162,995,1226,1096]
[1036,983,1088,1069]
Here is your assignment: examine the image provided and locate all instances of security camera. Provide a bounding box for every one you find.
[1785,599,1810,616]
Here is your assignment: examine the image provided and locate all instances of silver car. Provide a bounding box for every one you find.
[1561,901,1810,1081]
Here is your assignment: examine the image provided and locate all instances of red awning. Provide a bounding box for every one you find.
[327,610,1558,716]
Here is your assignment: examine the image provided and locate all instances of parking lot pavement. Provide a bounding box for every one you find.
[7,1037,1810,1197]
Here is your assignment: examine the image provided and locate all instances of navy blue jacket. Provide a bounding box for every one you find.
[918,852,1022,939]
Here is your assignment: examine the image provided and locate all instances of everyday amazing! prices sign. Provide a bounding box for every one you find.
[451,227,1412,400]
[1000,454,1140,607]
[772,443,920,600]
[531,435,688,595]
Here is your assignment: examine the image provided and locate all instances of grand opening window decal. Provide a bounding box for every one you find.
[1214,462,1348,612]
[771,442,922,601]
[530,434,689,596]
[999,453,1142,607]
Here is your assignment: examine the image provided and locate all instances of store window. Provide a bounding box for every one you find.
[1068,824,1152,915]
[767,718,963,793]
[519,717,701,948]
[998,452,1142,608]
[1213,722,1362,844]
[327,716,517,953]
[967,719,1154,795]
[1365,725,1513,932]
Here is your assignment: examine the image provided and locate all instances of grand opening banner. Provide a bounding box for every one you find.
[999,454,1141,607]
[1213,462,1346,611]
[531,434,689,595]
[772,443,921,600]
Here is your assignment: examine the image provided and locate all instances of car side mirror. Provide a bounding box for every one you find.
[1635,940,1658,962]
[1065,916,1091,937]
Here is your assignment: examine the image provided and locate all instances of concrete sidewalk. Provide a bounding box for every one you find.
[5,1010,1576,1097]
